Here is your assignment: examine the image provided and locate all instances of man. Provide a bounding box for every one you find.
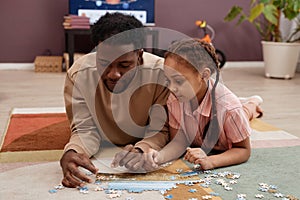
[60,13,170,188]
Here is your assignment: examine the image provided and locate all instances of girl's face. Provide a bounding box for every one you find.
[164,56,209,102]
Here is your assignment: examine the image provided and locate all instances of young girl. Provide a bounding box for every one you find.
[153,39,261,170]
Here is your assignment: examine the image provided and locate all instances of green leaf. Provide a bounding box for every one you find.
[283,9,298,20]
[294,0,300,11]
[273,0,283,8]
[281,0,300,20]
[224,6,243,21]
[259,0,269,4]
[249,3,264,22]
[254,21,263,35]
[237,15,247,25]
[263,4,278,25]
[224,0,300,41]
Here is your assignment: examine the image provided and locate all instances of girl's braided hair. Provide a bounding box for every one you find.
[165,38,220,73]
[165,38,221,153]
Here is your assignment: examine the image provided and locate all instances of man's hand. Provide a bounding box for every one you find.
[60,150,98,188]
[111,144,144,171]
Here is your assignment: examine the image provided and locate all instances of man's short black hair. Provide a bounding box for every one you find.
[91,12,144,48]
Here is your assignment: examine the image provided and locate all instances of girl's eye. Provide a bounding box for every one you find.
[175,79,184,85]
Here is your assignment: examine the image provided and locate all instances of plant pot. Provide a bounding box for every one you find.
[261,41,300,79]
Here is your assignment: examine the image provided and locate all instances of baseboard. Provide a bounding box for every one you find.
[0,63,34,70]
[11,107,66,114]
[224,61,264,68]
[0,61,265,70]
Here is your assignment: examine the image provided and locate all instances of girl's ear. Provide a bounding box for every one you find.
[201,67,211,79]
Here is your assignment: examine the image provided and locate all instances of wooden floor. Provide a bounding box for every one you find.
[0,63,299,141]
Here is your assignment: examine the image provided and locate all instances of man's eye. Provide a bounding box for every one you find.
[119,64,131,68]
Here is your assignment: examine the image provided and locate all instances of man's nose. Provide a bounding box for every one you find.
[107,66,121,79]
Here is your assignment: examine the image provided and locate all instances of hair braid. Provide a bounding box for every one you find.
[195,39,220,69]
[195,40,221,154]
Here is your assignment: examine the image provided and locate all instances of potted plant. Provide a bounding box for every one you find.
[224,0,300,79]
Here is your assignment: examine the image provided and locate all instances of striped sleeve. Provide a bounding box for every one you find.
[224,107,251,144]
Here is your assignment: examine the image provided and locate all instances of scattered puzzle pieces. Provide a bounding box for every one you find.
[48,189,57,194]
[125,197,135,200]
[78,186,89,194]
[202,195,212,199]
[274,193,284,198]
[48,183,65,194]
[236,194,246,200]
[189,188,197,193]
[165,194,173,199]
[46,160,299,200]
[255,194,264,199]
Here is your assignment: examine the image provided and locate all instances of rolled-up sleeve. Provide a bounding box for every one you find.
[63,72,102,157]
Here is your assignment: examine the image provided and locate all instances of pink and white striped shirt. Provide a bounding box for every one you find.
[167,78,251,151]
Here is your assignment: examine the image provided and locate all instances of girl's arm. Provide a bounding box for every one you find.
[192,137,251,170]
[155,126,190,164]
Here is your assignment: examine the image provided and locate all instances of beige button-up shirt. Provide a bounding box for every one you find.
[64,52,170,157]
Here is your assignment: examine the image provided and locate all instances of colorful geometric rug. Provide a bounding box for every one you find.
[249,118,300,148]
[0,107,70,152]
[0,108,69,163]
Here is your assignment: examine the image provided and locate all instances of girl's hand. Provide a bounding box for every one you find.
[184,147,207,163]
[184,147,214,170]
[142,148,160,171]
[193,157,214,170]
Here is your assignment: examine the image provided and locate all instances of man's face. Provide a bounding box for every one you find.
[96,43,141,93]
